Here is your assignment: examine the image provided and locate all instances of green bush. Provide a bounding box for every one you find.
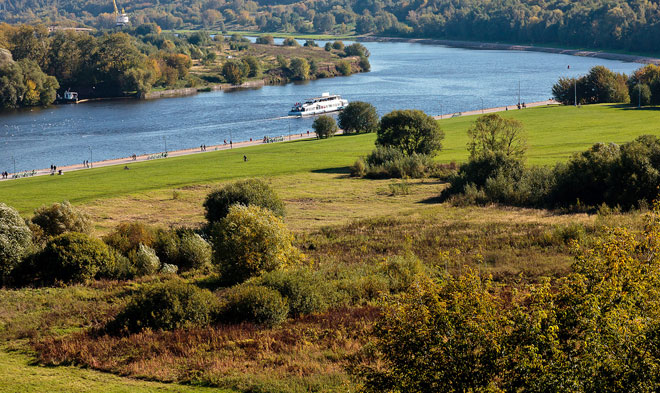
[212,205,300,285]
[253,269,329,317]
[379,254,426,294]
[355,146,435,179]
[282,37,299,47]
[221,284,289,327]
[30,201,91,239]
[129,243,161,276]
[337,60,352,76]
[178,231,212,271]
[0,203,33,284]
[153,228,212,271]
[110,279,219,333]
[36,232,115,284]
[255,35,274,45]
[313,115,338,138]
[203,178,285,223]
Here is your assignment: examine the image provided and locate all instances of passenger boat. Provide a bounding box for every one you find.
[289,93,348,117]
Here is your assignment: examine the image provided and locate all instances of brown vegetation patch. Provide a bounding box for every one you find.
[34,306,379,390]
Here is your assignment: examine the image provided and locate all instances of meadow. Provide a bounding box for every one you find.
[0,104,658,217]
[1,103,659,391]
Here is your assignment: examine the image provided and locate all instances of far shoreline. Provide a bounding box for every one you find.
[357,36,660,65]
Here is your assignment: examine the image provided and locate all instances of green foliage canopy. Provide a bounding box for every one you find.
[376,109,444,156]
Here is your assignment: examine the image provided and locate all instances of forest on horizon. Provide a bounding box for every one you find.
[2,0,660,54]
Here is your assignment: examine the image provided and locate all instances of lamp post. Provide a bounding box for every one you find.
[163,136,167,153]
[574,78,577,107]
[88,147,92,168]
[12,155,16,175]
[480,97,484,114]
[639,83,642,109]
[440,103,443,119]
[229,129,233,149]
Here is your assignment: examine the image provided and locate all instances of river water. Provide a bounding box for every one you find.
[0,39,641,173]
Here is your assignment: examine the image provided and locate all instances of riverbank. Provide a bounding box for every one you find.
[0,100,559,181]
[359,36,660,65]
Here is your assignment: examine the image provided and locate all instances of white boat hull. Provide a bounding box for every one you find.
[289,105,347,117]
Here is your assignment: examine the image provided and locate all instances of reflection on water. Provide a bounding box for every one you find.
[0,41,640,172]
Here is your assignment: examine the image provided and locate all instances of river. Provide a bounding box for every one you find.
[0,39,642,173]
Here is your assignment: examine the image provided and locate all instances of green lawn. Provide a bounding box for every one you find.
[1,104,659,215]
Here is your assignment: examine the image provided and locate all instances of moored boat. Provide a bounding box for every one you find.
[289,93,348,117]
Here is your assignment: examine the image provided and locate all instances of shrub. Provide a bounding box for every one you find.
[255,35,274,45]
[0,203,32,284]
[344,43,369,57]
[304,40,318,47]
[377,109,444,156]
[203,178,285,223]
[350,157,367,177]
[221,284,289,327]
[103,222,156,255]
[282,37,299,47]
[379,254,426,293]
[36,232,115,284]
[313,115,338,138]
[337,60,352,76]
[153,228,211,272]
[289,57,310,80]
[160,263,179,274]
[111,279,219,333]
[178,231,212,271]
[338,101,378,134]
[129,243,161,276]
[332,41,344,50]
[324,42,332,51]
[357,146,435,179]
[253,269,329,317]
[30,201,91,239]
[211,205,300,285]
[358,55,371,72]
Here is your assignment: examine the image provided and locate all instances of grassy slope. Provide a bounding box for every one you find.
[0,349,230,393]
[1,104,659,216]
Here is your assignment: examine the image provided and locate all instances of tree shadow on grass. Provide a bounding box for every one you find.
[311,166,351,174]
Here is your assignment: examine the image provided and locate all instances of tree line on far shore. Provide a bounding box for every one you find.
[4,0,660,54]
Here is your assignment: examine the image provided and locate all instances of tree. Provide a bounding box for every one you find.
[0,203,32,284]
[313,13,336,32]
[289,57,310,80]
[313,115,338,138]
[203,178,285,223]
[242,55,260,78]
[344,43,370,57]
[211,205,300,285]
[467,113,527,160]
[338,101,379,134]
[377,109,444,156]
[337,60,352,76]
[222,59,245,85]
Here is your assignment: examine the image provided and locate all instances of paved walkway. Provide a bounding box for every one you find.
[434,99,558,120]
[1,132,321,182]
[1,99,559,181]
